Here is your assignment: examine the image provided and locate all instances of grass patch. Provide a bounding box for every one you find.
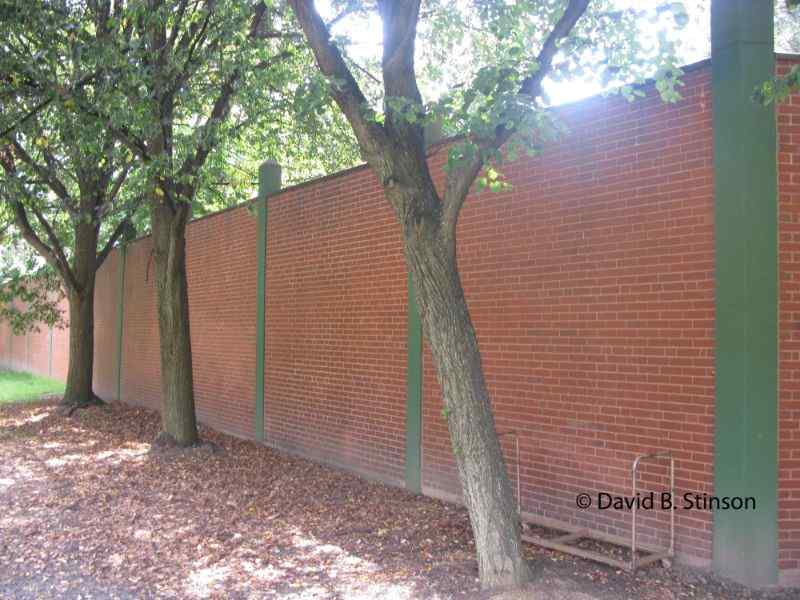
[0,370,64,404]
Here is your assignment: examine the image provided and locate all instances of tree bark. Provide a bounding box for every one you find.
[61,221,101,409]
[61,287,98,407]
[151,200,198,447]
[287,0,594,589]
[405,231,533,590]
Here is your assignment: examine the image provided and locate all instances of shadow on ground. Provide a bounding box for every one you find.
[0,401,795,600]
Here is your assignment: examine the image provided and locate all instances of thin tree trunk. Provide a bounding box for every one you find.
[406,236,533,590]
[151,201,198,447]
[61,287,98,407]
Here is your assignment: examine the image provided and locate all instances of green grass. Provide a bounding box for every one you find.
[0,370,65,404]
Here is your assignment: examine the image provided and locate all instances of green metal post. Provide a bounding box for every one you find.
[48,326,53,377]
[255,160,281,442]
[115,246,127,401]
[711,0,778,587]
[405,273,423,492]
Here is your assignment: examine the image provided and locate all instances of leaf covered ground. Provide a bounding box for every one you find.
[0,400,797,600]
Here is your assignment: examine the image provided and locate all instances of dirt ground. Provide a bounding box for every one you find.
[0,400,796,600]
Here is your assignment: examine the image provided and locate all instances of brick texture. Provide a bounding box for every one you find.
[0,296,67,380]
[93,252,121,400]
[264,168,408,484]
[2,57,800,579]
[421,66,715,563]
[119,236,161,411]
[118,205,260,440]
[186,206,258,440]
[778,56,800,575]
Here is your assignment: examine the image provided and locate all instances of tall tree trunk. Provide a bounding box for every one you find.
[406,234,533,590]
[61,221,101,408]
[151,201,198,446]
[61,286,97,407]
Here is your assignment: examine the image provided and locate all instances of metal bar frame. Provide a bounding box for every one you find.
[519,450,675,573]
[631,451,675,570]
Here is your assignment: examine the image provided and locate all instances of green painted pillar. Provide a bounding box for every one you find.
[115,246,127,401]
[402,117,443,488]
[405,273,423,492]
[48,326,53,377]
[255,160,281,442]
[711,0,778,587]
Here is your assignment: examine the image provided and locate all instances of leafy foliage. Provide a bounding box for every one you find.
[0,240,64,334]
[0,0,362,329]
[391,0,687,189]
[0,1,145,331]
[37,0,362,218]
[753,1,800,105]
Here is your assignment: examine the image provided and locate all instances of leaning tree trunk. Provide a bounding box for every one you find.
[61,285,98,407]
[151,201,198,447]
[406,234,533,590]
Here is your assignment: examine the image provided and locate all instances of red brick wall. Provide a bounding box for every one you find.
[27,320,51,378]
[4,57,800,579]
[116,206,260,439]
[115,208,256,437]
[421,66,715,563]
[778,57,800,577]
[186,207,259,440]
[0,321,7,367]
[118,236,161,411]
[93,253,121,400]
[50,300,69,382]
[264,168,408,485]
[0,296,67,380]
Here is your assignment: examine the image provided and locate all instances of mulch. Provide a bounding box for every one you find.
[0,400,796,600]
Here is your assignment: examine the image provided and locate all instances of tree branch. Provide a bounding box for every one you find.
[9,139,73,205]
[96,213,134,268]
[106,163,132,207]
[518,0,591,100]
[441,0,591,234]
[288,0,390,161]
[166,0,192,53]
[176,70,238,187]
[0,67,108,140]
[0,96,53,140]
[326,4,361,29]
[8,200,65,283]
[343,53,381,86]
[0,147,80,293]
[72,98,151,161]
[379,0,423,103]
[27,203,79,292]
[177,7,288,185]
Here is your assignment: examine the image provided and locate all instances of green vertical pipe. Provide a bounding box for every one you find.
[48,326,53,377]
[255,160,281,442]
[711,0,778,587]
[405,273,423,493]
[115,246,127,401]
[255,195,267,442]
